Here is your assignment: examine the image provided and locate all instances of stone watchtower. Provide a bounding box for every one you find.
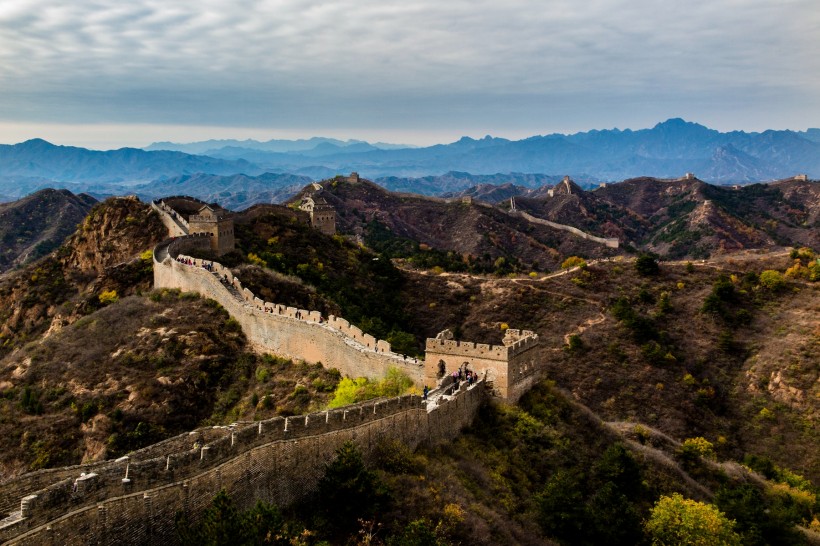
[188,204,235,255]
[300,196,336,236]
[424,328,540,402]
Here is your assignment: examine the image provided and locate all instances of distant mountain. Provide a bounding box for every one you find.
[162,119,820,183]
[4,121,819,202]
[0,139,262,199]
[134,172,313,210]
[0,188,97,272]
[145,137,413,155]
[373,171,580,196]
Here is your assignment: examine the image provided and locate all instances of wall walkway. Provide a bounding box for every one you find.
[153,237,425,385]
[1,383,486,545]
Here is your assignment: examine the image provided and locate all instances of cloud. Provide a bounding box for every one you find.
[0,0,817,142]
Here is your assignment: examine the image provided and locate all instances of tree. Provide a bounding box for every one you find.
[535,471,586,542]
[645,493,741,546]
[314,441,389,534]
[635,254,660,276]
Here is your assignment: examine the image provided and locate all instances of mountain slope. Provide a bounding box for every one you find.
[0,189,97,272]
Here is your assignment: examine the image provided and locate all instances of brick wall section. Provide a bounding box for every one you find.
[2,386,486,545]
[153,239,425,385]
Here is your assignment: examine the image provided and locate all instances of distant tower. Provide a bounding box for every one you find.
[684,172,696,180]
[300,196,336,235]
[795,174,808,181]
[188,204,235,255]
[562,176,572,194]
[347,172,360,183]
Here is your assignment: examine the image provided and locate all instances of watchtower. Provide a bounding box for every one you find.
[299,196,336,236]
[188,204,235,255]
[424,328,540,402]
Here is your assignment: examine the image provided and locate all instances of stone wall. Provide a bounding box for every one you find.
[513,210,619,248]
[153,239,425,385]
[2,386,486,545]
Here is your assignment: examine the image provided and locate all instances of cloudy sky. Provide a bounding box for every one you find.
[0,0,818,149]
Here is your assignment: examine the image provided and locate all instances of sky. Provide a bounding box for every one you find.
[0,0,818,149]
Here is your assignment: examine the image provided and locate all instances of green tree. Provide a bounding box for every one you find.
[314,441,389,535]
[635,254,660,276]
[536,471,586,542]
[645,493,741,546]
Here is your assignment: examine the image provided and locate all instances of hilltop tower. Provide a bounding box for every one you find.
[188,204,235,255]
[299,196,336,235]
[424,328,540,402]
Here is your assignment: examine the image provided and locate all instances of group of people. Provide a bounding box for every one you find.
[452,365,478,391]
[176,255,214,272]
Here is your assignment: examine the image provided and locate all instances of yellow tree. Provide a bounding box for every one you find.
[645,493,741,546]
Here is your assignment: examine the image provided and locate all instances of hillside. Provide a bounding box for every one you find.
[0,189,818,543]
[293,177,620,274]
[392,252,820,484]
[286,175,818,266]
[0,189,97,273]
[0,196,167,361]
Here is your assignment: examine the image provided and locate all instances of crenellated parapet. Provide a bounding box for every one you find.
[152,236,424,387]
[0,382,487,545]
[425,328,541,402]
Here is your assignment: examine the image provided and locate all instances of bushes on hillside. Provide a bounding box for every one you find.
[327,367,415,408]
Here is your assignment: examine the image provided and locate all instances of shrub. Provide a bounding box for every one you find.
[313,442,389,535]
[759,270,786,291]
[566,334,585,353]
[98,290,119,305]
[561,256,587,269]
[679,436,716,462]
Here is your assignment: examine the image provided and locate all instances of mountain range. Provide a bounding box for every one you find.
[0,119,818,203]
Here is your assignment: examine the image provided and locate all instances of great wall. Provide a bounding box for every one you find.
[0,195,545,544]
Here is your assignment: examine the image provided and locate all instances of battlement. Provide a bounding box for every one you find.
[425,328,541,402]
[425,338,509,360]
[154,198,235,255]
[0,383,487,544]
[153,237,423,389]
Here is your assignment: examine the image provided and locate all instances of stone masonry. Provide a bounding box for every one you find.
[425,328,541,402]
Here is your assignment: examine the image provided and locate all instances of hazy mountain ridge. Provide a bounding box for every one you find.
[2,120,818,202]
[0,139,263,198]
[134,172,314,210]
[145,137,413,154]
[178,119,820,182]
